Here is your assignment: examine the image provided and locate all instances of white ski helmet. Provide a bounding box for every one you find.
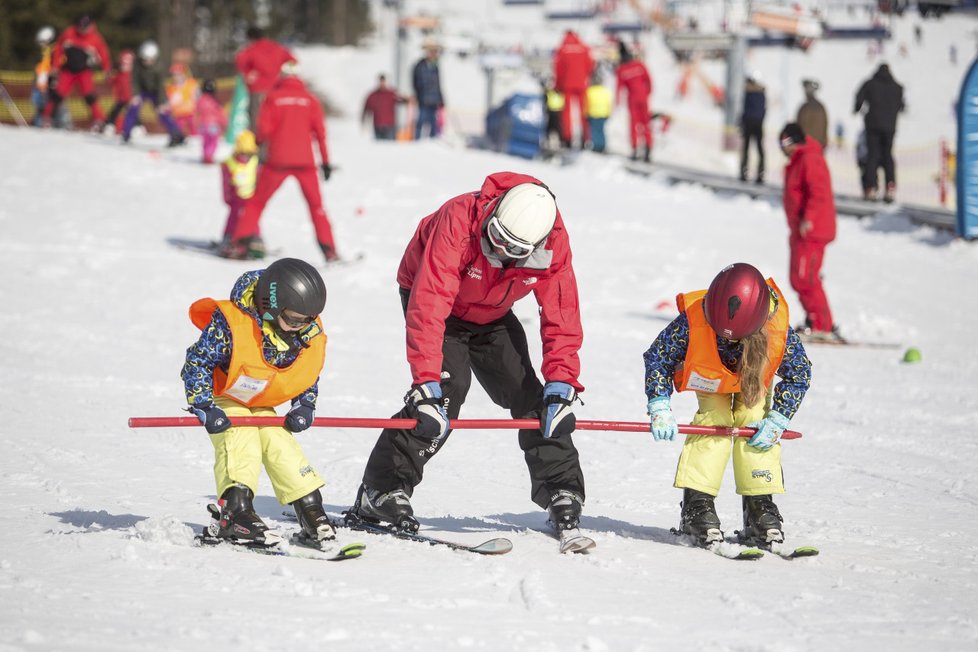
[36,26,55,45]
[486,183,557,258]
[138,40,159,62]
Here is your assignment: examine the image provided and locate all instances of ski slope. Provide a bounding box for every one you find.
[1,6,978,651]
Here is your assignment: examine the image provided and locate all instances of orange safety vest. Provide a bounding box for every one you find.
[189,298,326,408]
[673,278,789,395]
[166,78,199,117]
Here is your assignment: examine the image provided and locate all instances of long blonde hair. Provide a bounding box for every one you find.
[738,326,769,408]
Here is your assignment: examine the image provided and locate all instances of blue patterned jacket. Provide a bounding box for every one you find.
[180,270,320,408]
[643,310,811,419]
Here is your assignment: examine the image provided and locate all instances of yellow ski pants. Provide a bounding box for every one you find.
[209,397,325,505]
[673,391,784,497]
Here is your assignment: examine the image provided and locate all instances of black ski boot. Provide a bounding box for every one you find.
[208,484,282,546]
[547,489,584,531]
[351,483,419,533]
[739,494,784,548]
[290,488,337,550]
[679,488,723,546]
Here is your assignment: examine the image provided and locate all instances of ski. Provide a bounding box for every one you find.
[324,252,366,267]
[166,237,283,260]
[339,510,512,555]
[671,528,764,560]
[194,529,365,561]
[768,543,820,560]
[555,527,596,554]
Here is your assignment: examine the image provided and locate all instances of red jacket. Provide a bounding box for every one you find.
[396,172,584,391]
[256,76,328,168]
[52,25,111,74]
[235,39,295,94]
[110,70,132,102]
[783,136,836,244]
[553,32,593,94]
[362,87,402,128]
[616,60,652,104]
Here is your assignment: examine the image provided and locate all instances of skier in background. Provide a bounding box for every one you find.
[235,26,296,130]
[42,15,111,130]
[643,262,812,549]
[224,63,340,263]
[219,129,258,246]
[854,63,904,203]
[196,78,227,164]
[739,73,767,184]
[348,174,587,537]
[166,63,200,136]
[779,123,840,342]
[361,73,406,140]
[102,50,134,134]
[181,258,336,550]
[585,73,612,153]
[796,78,828,150]
[615,39,654,162]
[411,39,445,139]
[541,77,564,154]
[553,30,593,149]
[121,41,185,147]
[31,26,55,127]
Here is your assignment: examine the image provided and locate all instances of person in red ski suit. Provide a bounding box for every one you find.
[553,30,593,148]
[347,172,588,536]
[103,50,134,133]
[615,40,654,162]
[779,123,839,339]
[361,74,406,140]
[235,26,296,130]
[43,15,111,129]
[225,65,340,263]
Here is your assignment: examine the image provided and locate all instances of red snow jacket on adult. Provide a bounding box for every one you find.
[52,25,110,74]
[396,172,584,392]
[553,32,593,94]
[783,136,836,244]
[615,59,652,104]
[256,76,329,168]
[235,38,295,94]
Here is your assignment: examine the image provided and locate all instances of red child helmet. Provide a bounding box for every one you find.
[703,263,771,340]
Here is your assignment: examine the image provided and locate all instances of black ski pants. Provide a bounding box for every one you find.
[862,127,896,191]
[361,288,586,510]
[740,120,765,182]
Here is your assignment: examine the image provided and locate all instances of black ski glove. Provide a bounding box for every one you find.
[285,399,315,433]
[320,163,332,181]
[189,401,231,434]
[404,381,449,440]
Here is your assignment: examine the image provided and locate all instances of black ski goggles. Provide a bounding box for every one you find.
[280,311,316,328]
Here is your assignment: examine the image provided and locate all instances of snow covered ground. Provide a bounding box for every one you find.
[2,5,978,651]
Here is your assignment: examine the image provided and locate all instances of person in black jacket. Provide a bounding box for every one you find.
[854,63,904,203]
[739,74,767,184]
[412,39,445,139]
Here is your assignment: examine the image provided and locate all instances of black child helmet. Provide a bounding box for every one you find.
[255,258,327,323]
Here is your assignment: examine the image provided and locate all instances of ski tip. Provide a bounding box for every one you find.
[468,538,513,555]
[333,542,366,560]
[783,546,820,559]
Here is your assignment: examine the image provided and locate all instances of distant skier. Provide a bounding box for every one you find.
[553,30,594,149]
[235,26,296,130]
[347,174,587,536]
[615,40,654,162]
[102,50,134,134]
[739,73,767,183]
[411,39,445,139]
[361,73,407,140]
[42,15,111,130]
[195,78,227,164]
[585,73,612,153]
[779,123,840,341]
[223,62,340,263]
[121,41,185,147]
[854,63,904,202]
[796,79,828,150]
[219,129,258,245]
[643,262,812,549]
[181,258,335,549]
[31,26,55,127]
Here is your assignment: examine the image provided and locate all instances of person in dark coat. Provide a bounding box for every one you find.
[739,74,767,184]
[854,63,904,202]
[796,79,828,150]
[412,39,444,139]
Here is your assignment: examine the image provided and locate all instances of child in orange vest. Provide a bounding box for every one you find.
[166,63,199,136]
[195,79,227,164]
[181,258,337,550]
[219,129,259,249]
[642,263,812,550]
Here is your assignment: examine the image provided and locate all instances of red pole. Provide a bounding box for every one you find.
[127,416,801,439]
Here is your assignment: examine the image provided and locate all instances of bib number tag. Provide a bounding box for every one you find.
[687,371,721,393]
[224,375,269,403]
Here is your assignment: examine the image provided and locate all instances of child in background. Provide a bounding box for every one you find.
[642,263,812,550]
[196,79,227,164]
[122,40,185,147]
[103,49,134,133]
[166,63,200,136]
[220,130,259,249]
[585,73,613,153]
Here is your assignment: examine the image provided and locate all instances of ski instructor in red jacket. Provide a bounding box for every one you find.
[553,30,593,149]
[780,123,839,340]
[224,63,340,263]
[348,172,587,535]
